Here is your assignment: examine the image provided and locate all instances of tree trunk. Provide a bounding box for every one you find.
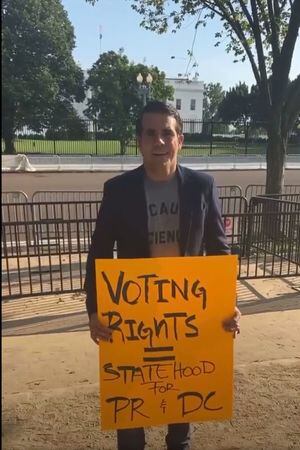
[3,135,16,154]
[120,139,126,155]
[264,117,288,239]
[2,114,16,154]
[265,118,287,195]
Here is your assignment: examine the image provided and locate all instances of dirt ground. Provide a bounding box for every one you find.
[2,277,300,450]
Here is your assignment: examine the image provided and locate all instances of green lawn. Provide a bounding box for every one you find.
[2,139,299,156]
[12,139,138,156]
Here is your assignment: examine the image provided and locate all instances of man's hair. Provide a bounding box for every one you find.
[136,100,183,136]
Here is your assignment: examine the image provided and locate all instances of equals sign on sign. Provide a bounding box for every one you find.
[143,346,175,362]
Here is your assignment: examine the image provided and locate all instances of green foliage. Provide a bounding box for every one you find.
[122,1,296,74]
[45,110,89,140]
[218,80,296,128]
[218,82,251,124]
[202,82,225,121]
[85,0,300,191]
[84,50,173,154]
[2,0,85,153]
[202,82,226,135]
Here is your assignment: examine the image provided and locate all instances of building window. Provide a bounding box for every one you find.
[190,99,196,110]
[176,99,181,110]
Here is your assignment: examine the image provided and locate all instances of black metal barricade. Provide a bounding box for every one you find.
[242,196,300,277]
[2,201,101,298]
[2,191,29,204]
[2,218,93,297]
[2,197,299,298]
[217,185,242,197]
[245,184,300,199]
[31,190,103,203]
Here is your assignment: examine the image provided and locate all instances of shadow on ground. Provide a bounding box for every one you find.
[2,289,299,337]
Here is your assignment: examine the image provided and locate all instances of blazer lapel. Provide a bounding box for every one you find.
[178,165,193,256]
[128,165,150,256]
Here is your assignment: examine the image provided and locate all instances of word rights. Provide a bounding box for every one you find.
[95,255,237,430]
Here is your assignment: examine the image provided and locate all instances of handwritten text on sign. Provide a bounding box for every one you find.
[96,255,237,430]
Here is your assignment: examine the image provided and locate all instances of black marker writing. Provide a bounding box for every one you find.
[177,391,223,417]
[101,271,207,307]
[103,361,216,384]
[101,311,199,346]
[106,396,150,423]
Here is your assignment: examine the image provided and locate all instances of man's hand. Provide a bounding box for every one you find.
[89,312,112,345]
[223,306,241,337]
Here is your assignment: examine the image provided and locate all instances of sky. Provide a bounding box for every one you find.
[62,0,300,91]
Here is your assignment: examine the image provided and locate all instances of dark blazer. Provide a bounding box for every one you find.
[85,164,230,316]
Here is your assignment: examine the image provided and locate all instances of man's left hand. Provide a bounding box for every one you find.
[223,306,241,337]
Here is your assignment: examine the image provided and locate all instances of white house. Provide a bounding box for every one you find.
[73,72,204,134]
[165,76,204,133]
[73,70,92,119]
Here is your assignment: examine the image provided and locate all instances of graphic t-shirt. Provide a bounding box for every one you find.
[144,175,180,257]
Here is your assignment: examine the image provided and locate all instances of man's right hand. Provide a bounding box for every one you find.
[89,312,112,345]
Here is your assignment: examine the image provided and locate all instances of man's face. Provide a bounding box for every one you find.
[138,113,184,174]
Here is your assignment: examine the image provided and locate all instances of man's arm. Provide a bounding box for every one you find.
[204,178,230,255]
[84,182,116,343]
[204,178,241,333]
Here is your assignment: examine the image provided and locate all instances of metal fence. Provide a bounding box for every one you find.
[31,190,103,203]
[1,185,242,205]
[241,197,300,277]
[2,191,29,203]
[2,196,299,299]
[2,195,248,255]
[2,120,299,156]
[2,218,91,297]
[217,185,242,197]
[245,184,300,200]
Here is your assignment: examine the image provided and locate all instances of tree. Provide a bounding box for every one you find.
[84,50,174,154]
[219,80,297,127]
[202,82,227,135]
[45,107,89,140]
[2,0,85,154]
[218,82,251,124]
[203,82,225,121]
[87,0,300,194]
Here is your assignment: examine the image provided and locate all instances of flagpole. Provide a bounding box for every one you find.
[99,25,102,56]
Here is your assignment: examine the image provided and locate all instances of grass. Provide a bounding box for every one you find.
[1,139,299,156]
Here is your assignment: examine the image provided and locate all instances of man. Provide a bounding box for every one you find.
[85,101,241,450]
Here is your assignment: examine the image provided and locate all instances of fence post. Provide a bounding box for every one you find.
[94,121,98,155]
[210,121,213,156]
[245,121,249,155]
[53,138,56,155]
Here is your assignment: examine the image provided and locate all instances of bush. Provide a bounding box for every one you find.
[45,129,68,140]
[16,133,45,140]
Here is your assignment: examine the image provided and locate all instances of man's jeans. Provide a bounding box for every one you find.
[117,423,190,450]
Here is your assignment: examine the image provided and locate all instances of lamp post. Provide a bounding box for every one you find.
[136,72,153,106]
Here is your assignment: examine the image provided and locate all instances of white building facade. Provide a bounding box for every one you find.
[73,70,92,119]
[165,77,204,133]
[73,72,204,134]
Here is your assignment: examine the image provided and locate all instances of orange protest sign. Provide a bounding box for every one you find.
[95,255,237,430]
